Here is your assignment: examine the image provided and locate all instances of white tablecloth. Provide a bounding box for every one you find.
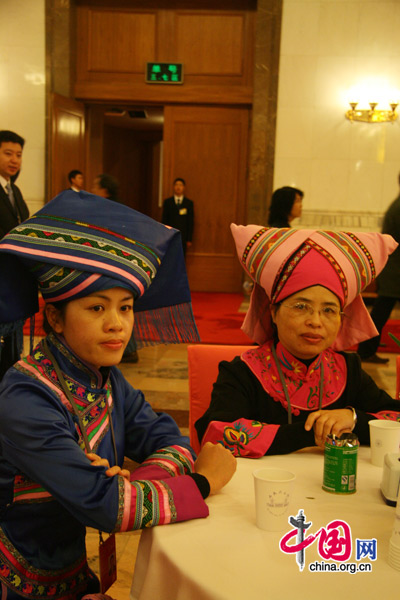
[131,447,398,599]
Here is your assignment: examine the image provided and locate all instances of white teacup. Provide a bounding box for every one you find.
[369,420,400,467]
[253,468,296,531]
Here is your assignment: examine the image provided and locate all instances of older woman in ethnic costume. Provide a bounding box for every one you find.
[195,225,400,457]
[0,190,235,600]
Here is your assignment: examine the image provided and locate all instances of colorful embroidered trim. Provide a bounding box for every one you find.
[369,411,400,422]
[8,223,157,287]
[244,228,294,283]
[113,445,189,532]
[242,341,347,414]
[114,476,177,532]
[0,528,90,599]
[13,475,52,504]
[14,336,113,454]
[142,446,194,477]
[15,213,161,264]
[272,239,348,304]
[241,227,269,264]
[318,231,375,291]
[203,418,280,458]
[271,242,311,303]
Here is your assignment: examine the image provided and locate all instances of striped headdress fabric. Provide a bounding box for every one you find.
[0,190,200,348]
[231,224,397,351]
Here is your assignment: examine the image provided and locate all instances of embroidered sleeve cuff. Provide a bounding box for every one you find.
[131,445,194,481]
[202,418,280,457]
[114,472,209,532]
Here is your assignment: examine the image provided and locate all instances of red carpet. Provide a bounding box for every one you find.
[23,293,400,352]
[191,292,252,345]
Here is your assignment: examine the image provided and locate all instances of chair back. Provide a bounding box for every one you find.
[187,344,253,454]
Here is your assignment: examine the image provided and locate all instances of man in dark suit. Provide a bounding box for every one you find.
[0,130,29,379]
[0,130,29,238]
[68,169,84,192]
[161,177,194,257]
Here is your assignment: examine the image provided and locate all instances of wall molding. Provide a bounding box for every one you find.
[296,210,383,232]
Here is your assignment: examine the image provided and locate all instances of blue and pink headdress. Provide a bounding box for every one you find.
[0,190,200,351]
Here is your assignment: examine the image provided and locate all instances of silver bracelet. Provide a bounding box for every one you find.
[345,406,357,430]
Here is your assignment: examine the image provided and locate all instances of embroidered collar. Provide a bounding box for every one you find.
[15,333,112,401]
[48,332,110,388]
[241,340,347,416]
[14,334,114,453]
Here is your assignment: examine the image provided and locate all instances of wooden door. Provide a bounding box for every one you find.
[103,125,162,217]
[163,105,249,292]
[49,94,86,199]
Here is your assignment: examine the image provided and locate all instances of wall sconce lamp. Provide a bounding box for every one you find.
[345,102,398,123]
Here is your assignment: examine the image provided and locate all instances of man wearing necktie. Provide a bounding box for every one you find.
[161,177,194,258]
[0,130,29,237]
[0,130,29,379]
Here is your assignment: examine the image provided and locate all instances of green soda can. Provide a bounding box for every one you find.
[322,432,359,494]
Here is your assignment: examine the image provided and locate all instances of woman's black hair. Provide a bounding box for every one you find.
[270,303,281,346]
[268,186,303,227]
[97,174,120,203]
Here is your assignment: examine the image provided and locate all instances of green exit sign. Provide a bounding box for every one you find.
[146,62,184,84]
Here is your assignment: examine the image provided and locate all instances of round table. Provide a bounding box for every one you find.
[131,447,398,599]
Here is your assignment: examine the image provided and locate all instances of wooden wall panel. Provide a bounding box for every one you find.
[50,94,86,199]
[75,3,254,103]
[87,9,156,73]
[163,105,248,292]
[175,13,244,75]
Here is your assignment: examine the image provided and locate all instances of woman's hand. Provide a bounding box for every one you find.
[86,452,130,479]
[194,442,237,494]
[304,409,355,447]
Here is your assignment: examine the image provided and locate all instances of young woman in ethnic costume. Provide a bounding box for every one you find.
[196,225,400,456]
[0,190,235,600]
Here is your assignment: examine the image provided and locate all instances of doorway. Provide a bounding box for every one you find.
[92,104,164,221]
[85,102,249,292]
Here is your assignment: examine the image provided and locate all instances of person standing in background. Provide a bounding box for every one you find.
[0,130,29,237]
[68,169,84,192]
[0,130,29,380]
[91,173,120,202]
[358,172,400,364]
[162,178,194,258]
[267,186,303,228]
